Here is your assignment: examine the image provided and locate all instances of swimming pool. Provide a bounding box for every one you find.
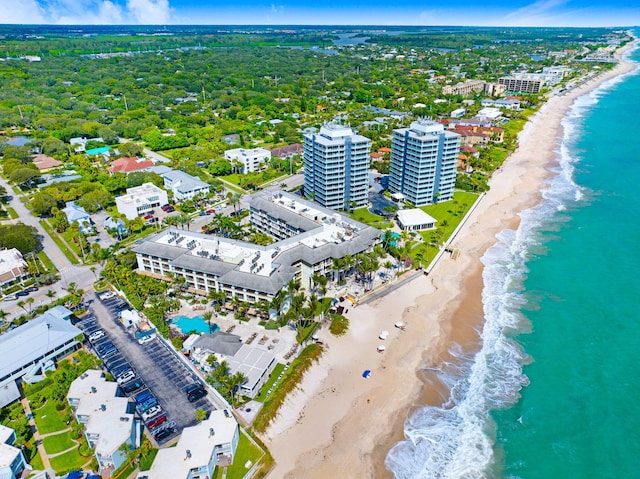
[171,315,220,334]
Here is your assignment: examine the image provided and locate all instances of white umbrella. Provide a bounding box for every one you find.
[379,331,389,340]
[377,345,386,352]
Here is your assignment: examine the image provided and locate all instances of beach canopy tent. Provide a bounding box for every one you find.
[362,370,372,379]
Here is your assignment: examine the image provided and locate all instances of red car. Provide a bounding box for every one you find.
[206,209,216,214]
[143,214,154,220]
[147,414,167,430]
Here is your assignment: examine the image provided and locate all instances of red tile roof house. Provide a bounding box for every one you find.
[32,154,62,172]
[108,157,154,174]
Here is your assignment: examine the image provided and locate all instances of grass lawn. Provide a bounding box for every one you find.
[111,459,136,479]
[43,431,76,454]
[255,363,286,403]
[29,450,45,471]
[139,448,159,471]
[218,175,247,193]
[37,251,57,273]
[39,220,79,265]
[406,191,480,267]
[32,400,69,435]
[6,207,18,219]
[49,447,90,474]
[213,430,265,479]
[60,230,85,259]
[350,208,392,228]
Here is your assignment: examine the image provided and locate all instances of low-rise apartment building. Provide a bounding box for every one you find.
[224,148,271,174]
[115,183,169,220]
[161,170,210,201]
[0,425,27,479]
[141,410,239,479]
[67,370,140,473]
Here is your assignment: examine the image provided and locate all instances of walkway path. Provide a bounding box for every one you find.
[20,398,55,477]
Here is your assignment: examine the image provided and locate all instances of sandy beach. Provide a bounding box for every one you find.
[263,41,637,479]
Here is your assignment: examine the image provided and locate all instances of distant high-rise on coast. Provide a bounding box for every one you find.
[389,119,460,206]
[303,123,371,210]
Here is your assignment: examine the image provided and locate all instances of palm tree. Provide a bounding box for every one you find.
[203,311,214,333]
[46,289,56,304]
[26,297,35,313]
[17,300,27,314]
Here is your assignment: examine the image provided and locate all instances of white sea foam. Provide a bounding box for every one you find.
[384,52,640,479]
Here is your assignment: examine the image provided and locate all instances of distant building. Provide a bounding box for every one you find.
[303,123,371,210]
[160,170,210,201]
[0,425,27,479]
[450,108,466,118]
[483,82,506,97]
[67,370,140,473]
[115,183,168,220]
[70,137,104,153]
[108,157,154,174]
[62,201,93,234]
[0,306,80,407]
[0,248,28,288]
[142,409,239,478]
[389,119,460,206]
[477,107,503,120]
[270,144,303,159]
[224,148,271,174]
[498,75,544,93]
[32,154,62,172]
[222,134,240,145]
[442,79,486,96]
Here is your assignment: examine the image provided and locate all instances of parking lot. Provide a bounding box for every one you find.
[77,292,215,444]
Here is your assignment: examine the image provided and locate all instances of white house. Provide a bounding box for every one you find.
[0,248,28,288]
[160,170,210,201]
[142,410,239,479]
[115,183,169,220]
[224,148,271,174]
[0,425,27,479]
[67,370,140,473]
[62,201,93,234]
[397,209,438,231]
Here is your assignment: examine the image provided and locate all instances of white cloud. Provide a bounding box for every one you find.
[500,0,571,26]
[39,0,123,24]
[126,0,170,24]
[0,0,46,23]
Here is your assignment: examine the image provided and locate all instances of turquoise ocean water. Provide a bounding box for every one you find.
[386,39,640,478]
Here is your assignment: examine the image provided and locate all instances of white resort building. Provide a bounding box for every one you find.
[132,191,380,303]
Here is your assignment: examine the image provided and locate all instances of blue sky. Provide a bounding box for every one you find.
[0,0,638,26]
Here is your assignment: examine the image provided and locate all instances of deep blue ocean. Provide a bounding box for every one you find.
[386,38,640,478]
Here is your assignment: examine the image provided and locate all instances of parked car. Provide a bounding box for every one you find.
[185,383,207,402]
[139,398,158,412]
[143,214,153,220]
[116,370,136,384]
[122,379,143,394]
[15,291,30,297]
[24,286,39,293]
[154,427,175,442]
[3,295,18,302]
[147,414,167,430]
[141,405,162,421]
[206,209,216,214]
[88,330,105,342]
[165,206,175,212]
[137,334,155,345]
[100,347,118,359]
[134,391,153,404]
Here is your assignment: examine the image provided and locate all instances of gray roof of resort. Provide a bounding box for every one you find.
[133,190,380,295]
[193,332,243,357]
[161,169,209,192]
[0,308,80,381]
